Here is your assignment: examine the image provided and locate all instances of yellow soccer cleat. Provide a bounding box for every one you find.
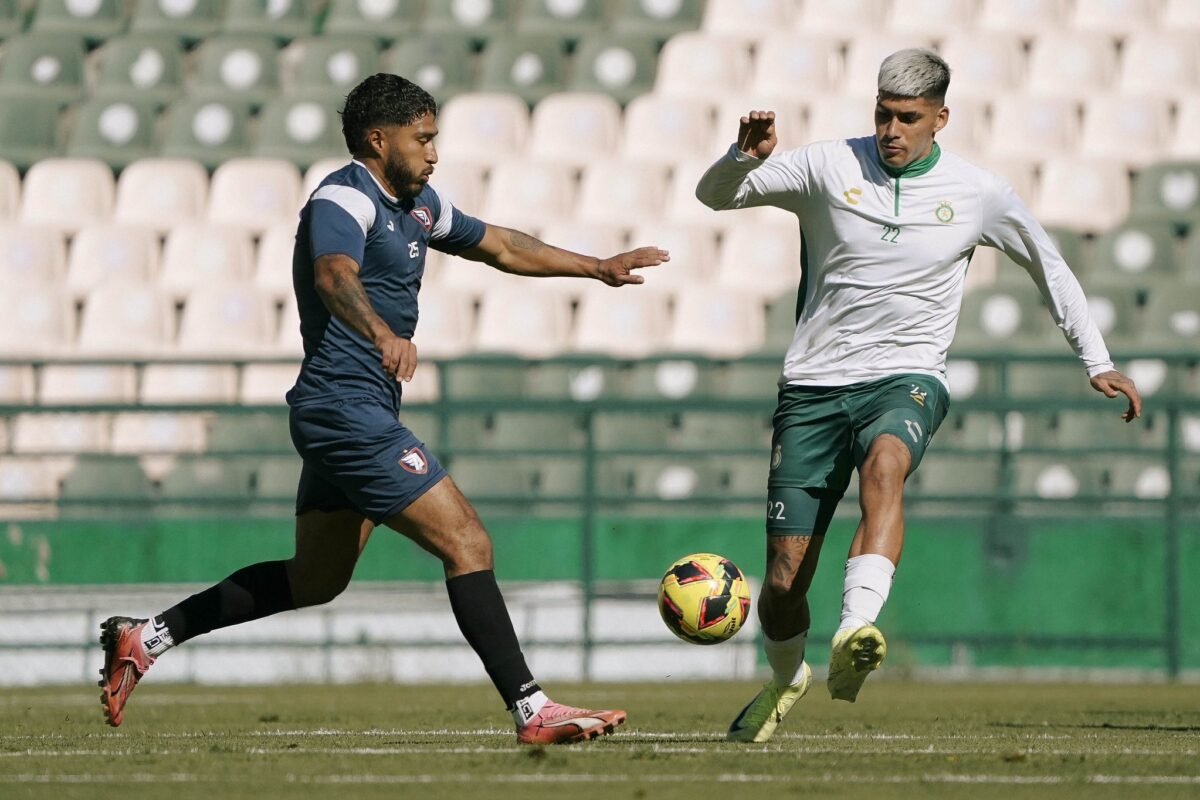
[827,625,887,702]
[726,662,812,743]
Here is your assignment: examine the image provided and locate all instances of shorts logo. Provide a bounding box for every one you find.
[410,207,433,232]
[909,385,927,407]
[770,444,783,470]
[399,447,429,475]
[935,200,954,223]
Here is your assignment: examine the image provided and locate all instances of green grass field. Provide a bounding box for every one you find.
[2,681,1198,800]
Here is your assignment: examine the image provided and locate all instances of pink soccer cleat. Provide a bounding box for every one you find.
[98,616,154,727]
[516,701,627,745]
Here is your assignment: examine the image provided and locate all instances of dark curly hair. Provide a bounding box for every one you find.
[339,74,437,156]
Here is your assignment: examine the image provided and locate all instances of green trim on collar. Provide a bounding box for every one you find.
[878,141,941,178]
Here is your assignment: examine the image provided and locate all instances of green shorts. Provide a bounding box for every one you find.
[765,373,949,536]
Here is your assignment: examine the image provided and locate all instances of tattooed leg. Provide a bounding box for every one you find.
[759,535,825,640]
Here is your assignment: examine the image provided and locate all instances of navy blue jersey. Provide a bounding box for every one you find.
[286,161,485,409]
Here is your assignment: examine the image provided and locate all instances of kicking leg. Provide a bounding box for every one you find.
[386,476,624,745]
[99,510,369,726]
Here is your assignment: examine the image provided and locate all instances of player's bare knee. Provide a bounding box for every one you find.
[862,436,911,486]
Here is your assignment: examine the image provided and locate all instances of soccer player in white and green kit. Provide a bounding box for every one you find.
[696,49,1143,742]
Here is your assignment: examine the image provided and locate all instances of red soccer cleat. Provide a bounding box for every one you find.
[516,701,627,745]
[98,616,154,727]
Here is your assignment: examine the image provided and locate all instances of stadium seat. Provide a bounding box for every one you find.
[1090,221,1180,280]
[841,35,936,95]
[537,221,625,265]
[937,34,1025,95]
[472,285,572,357]
[159,457,257,506]
[0,0,22,37]
[64,224,160,298]
[1012,456,1103,501]
[935,409,1008,450]
[160,97,254,169]
[0,364,35,402]
[0,458,65,506]
[1138,286,1200,352]
[516,0,604,37]
[141,363,239,403]
[1162,0,1200,30]
[567,34,659,104]
[241,363,302,405]
[0,159,17,218]
[77,282,173,355]
[254,456,302,500]
[1025,33,1117,99]
[284,35,380,94]
[207,158,303,234]
[701,0,794,38]
[478,34,568,105]
[254,223,297,300]
[207,412,292,453]
[664,158,783,230]
[762,290,798,353]
[886,0,976,34]
[751,34,842,97]
[977,0,1068,35]
[59,457,155,503]
[189,35,282,107]
[408,285,476,359]
[479,159,576,229]
[0,225,66,285]
[435,93,529,165]
[1078,96,1171,169]
[380,33,476,104]
[423,0,515,38]
[907,453,1001,500]
[1129,162,1200,227]
[111,417,210,453]
[30,0,125,42]
[597,456,724,510]
[971,155,1037,207]
[619,94,714,166]
[130,0,221,43]
[66,97,160,169]
[302,157,353,199]
[1118,33,1198,101]
[92,35,186,107]
[793,0,886,34]
[804,92,882,145]
[653,33,750,100]
[569,283,672,358]
[1168,98,1200,159]
[321,0,420,42]
[664,286,765,358]
[924,98,986,161]
[159,223,255,299]
[526,92,622,168]
[39,364,138,403]
[19,159,115,235]
[0,286,72,355]
[715,220,802,301]
[678,410,772,450]
[982,95,1079,160]
[1081,284,1142,347]
[575,158,668,225]
[1032,157,1130,232]
[487,410,588,450]
[221,0,314,41]
[612,0,703,40]
[1070,0,1160,33]
[709,96,806,156]
[425,163,487,216]
[591,410,677,449]
[0,34,86,103]
[113,158,208,233]
[252,93,347,169]
[177,284,277,355]
[437,255,527,298]
[12,413,111,454]
[0,95,62,170]
[628,221,717,292]
[953,282,1061,352]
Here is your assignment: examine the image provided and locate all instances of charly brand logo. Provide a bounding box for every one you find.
[410,207,433,232]
[771,444,783,470]
[909,385,928,407]
[843,187,862,205]
[399,447,428,475]
[935,200,954,223]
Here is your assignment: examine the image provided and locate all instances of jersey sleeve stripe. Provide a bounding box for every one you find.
[311,185,376,236]
[430,186,456,241]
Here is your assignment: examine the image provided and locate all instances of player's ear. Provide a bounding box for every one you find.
[365,126,387,158]
[933,104,949,135]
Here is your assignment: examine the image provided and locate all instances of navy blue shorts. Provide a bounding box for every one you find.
[289,396,447,524]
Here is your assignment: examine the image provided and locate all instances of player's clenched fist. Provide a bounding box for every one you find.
[376,332,417,382]
[738,110,777,159]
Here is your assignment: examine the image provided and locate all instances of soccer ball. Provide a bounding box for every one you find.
[657,553,752,645]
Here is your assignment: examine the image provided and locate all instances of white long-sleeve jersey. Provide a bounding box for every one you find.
[695,138,1114,388]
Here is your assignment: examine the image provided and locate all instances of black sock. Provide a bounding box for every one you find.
[161,560,295,645]
[446,570,540,709]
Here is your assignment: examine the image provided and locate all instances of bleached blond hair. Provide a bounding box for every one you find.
[878,48,950,102]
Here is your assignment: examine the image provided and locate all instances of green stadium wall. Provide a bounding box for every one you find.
[1,515,1194,671]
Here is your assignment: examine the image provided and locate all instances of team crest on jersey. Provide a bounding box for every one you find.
[398,447,429,475]
[909,385,928,407]
[771,444,783,470]
[410,207,433,232]
[935,200,954,223]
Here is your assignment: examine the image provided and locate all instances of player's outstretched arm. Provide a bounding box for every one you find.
[696,110,807,212]
[1089,369,1143,423]
[313,253,416,382]
[459,224,669,286]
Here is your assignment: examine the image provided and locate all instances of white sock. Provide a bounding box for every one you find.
[511,690,549,726]
[763,630,808,687]
[140,615,175,658]
[837,554,896,635]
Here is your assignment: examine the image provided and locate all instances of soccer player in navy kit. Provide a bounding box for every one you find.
[99,74,669,744]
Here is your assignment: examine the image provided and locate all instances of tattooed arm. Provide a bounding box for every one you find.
[313,253,416,381]
[458,224,668,287]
